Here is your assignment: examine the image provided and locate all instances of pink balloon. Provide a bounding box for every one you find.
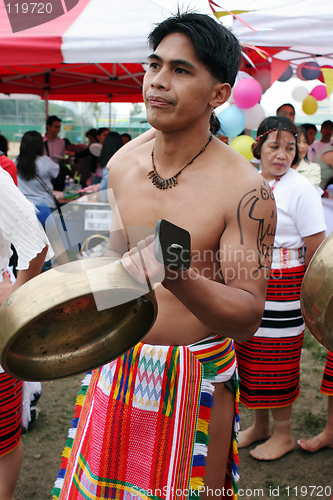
[233,78,262,109]
[310,85,328,101]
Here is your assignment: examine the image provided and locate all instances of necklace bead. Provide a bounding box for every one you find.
[148,134,212,189]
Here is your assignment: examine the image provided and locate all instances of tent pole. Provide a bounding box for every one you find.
[45,90,49,119]
[45,72,50,121]
[108,94,112,129]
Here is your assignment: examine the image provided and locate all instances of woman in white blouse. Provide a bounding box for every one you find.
[0,167,50,500]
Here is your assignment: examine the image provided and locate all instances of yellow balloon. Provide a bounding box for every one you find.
[230,135,255,161]
[302,95,318,115]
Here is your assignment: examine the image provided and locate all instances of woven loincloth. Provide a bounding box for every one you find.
[53,340,239,500]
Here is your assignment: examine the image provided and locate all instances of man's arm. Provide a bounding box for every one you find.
[122,177,276,343]
[303,231,326,268]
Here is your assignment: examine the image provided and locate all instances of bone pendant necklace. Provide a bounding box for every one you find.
[147,134,212,189]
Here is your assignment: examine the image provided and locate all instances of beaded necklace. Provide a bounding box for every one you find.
[147,134,213,189]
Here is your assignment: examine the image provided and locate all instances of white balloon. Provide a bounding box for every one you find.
[292,85,309,102]
[243,104,266,131]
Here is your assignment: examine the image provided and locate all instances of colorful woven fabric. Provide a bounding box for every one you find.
[188,335,237,383]
[235,266,305,409]
[321,351,333,396]
[0,372,22,457]
[52,340,239,500]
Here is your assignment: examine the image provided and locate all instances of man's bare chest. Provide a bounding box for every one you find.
[113,176,228,252]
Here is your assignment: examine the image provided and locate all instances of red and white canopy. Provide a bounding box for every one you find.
[1,0,333,101]
[209,0,333,89]
[0,0,172,102]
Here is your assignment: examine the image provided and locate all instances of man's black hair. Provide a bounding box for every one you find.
[97,127,109,135]
[148,11,241,87]
[121,133,132,141]
[276,103,295,115]
[46,115,62,127]
[0,135,8,156]
[301,123,317,132]
[321,120,333,128]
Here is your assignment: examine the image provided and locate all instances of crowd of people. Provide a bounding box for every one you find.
[0,10,332,500]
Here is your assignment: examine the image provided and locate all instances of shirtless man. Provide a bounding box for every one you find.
[105,12,276,499]
[54,12,276,500]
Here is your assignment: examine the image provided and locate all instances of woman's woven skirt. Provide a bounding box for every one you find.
[321,351,333,396]
[0,372,22,457]
[235,266,305,409]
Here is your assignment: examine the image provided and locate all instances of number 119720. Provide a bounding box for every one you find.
[6,3,53,14]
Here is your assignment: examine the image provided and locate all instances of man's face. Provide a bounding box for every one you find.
[306,128,316,145]
[321,123,333,141]
[47,120,61,139]
[277,105,295,122]
[143,32,220,132]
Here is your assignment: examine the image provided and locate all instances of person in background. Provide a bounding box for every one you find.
[209,110,220,136]
[276,103,295,122]
[0,134,9,156]
[236,116,326,461]
[98,131,123,200]
[44,115,65,165]
[85,128,98,144]
[121,132,132,145]
[0,136,17,186]
[314,139,333,190]
[217,133,229,144]
[292,126,321,189]
[96,127,109,145]
[44,115,67,191]
[0,167,51,500]
[80,132,123,200]
[15,131,59,229]
[310,120,333,163]
[73,129,99,187]
[89,127,110,183]
[301,123,317,161]
[298,352,333,452]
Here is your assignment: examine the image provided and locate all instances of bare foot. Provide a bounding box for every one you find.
[298,430,333,453]
[250,434,295,460]
[237,425,271,448]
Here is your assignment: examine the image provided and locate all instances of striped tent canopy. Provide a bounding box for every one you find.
[0,0,173,102]
[1,0,333,101]
[209,0,333,91]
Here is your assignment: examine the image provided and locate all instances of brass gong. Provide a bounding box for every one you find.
[0,258,157,381]
[301,231,333,352]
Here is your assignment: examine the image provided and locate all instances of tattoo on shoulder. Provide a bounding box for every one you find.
[237,180,276,272]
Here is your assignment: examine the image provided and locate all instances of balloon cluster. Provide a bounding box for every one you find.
[292,62,333,115]
[292,84,327,115]
[216,76,264,161]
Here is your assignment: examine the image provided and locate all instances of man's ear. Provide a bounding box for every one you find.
[210,82,232,108]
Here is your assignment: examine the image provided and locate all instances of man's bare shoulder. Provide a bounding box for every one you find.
[212,139,259,180]
[108,140,153,181]
[210,140,267,198]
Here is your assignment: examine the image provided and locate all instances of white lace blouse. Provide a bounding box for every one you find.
[0,167,52,271]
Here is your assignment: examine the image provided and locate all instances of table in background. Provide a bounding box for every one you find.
[50,192,112,261]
